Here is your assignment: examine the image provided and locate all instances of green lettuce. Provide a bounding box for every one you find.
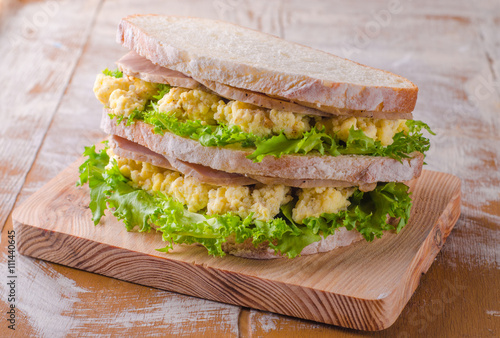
[152,84,172,101]
[78,145,413,258]
[109,110,261,148]
[144,110,260,147]
[112,110,433,163]
[102,68,123,78]
[248,120,434,162]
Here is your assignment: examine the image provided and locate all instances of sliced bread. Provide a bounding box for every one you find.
[117,15,418,116]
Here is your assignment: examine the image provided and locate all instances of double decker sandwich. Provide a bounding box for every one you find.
[79,15,433,258]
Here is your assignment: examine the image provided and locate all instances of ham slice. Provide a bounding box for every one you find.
[109,135,377,191]
[109,134,176,170]
[116,52,200,89]
[165,156,257,186]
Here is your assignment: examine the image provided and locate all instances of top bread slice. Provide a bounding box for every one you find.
[117,15,418,117]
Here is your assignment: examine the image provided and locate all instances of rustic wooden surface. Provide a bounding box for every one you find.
[12,164,461,331]
[0,0,498,336]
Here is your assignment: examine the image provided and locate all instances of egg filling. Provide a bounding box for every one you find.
[110,150,353,223]
[94,73,409,146]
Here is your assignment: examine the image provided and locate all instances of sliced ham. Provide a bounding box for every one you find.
[296,99,414,120]
[109,134,176,170]
[116,51,200,89]
[165,156,257,186]
[108,134,378,191]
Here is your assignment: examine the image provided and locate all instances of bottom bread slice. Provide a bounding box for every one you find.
[221,228,364,259]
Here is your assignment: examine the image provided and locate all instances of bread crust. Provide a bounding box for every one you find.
[221,227,364,259]
[117,15,418,115]
[101,111,423,183]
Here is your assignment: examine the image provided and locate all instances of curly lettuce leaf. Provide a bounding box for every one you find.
[249,120,433,162]
[152,84,171,101]
[111,109,261,148]
[77,144,159,230]
[303,182,412,242]
[247,129,340,162]
[106,164,159,233]
[120,110,433,163]
[102,68,123,78]
[77,144,111,224]
[383,120,434,160]
[140,110,261,147]
[107,86,432,161]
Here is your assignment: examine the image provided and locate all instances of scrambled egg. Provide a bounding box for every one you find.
[207,185,292,221]
[114,152,213,212]
[215,101,273,136]
[93,74,158,116]
[215,101,311,138]
[111,150,358,222]
[114,149,355,223]
[157,87,221,124]
[269,109,311,138]
[112,152,292,220]
[317,116,408,146]
[94,73,408,143]
[292,187,354,223]
[156,86,311,138]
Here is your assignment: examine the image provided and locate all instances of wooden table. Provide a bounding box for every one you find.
[1,0,499,336]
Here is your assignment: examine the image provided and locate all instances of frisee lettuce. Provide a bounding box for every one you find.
[78,145,413,258]
[249,121,434,162]
[111,110,433,163]
[152,84,171,101]
[109,110,261,147]
[102,68,123,78]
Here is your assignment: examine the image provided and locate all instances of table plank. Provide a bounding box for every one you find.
[0,0,103,232]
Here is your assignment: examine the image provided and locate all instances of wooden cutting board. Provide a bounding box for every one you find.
[12,160,461,331]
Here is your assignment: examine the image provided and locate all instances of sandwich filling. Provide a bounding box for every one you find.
[94,70,433,162]
[111,148,355,223]
[79,144,412,258]
[83,68,428,258]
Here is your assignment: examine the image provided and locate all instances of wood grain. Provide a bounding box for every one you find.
[12,162,460,331]
[0,0,102,232]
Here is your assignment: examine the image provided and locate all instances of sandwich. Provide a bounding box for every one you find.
[78,15,433,259]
